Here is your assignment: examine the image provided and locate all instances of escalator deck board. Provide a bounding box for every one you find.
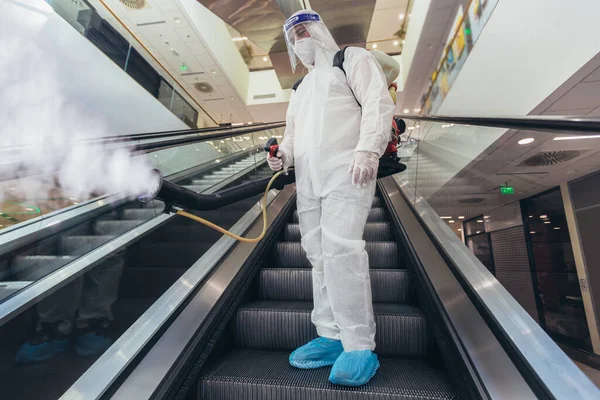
[198,349,458,400]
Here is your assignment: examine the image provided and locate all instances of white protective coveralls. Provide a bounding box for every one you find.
[278,10,396,352]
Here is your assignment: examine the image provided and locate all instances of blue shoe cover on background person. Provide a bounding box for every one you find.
[15,338,70,365]
[329,350,380,386]
[289,337,344,369]
[75,332,112,357]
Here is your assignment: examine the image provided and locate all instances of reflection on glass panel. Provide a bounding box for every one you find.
[396,118,594,354]
[522,188,591,351]
[0,129,273,399]
[44,0,199,124]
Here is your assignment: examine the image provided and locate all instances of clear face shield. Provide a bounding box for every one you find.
[283,11,340,73]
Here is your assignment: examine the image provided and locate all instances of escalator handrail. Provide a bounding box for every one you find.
[402,114,600,134]
[0,122,285,156]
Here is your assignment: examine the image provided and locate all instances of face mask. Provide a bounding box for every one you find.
[294,38,316,66]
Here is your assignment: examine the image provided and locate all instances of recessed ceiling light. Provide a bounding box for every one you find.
[458,216,465,219]
[554,227,560,230]
[553,135,600,141]
[449,220,455,223]
[174,17,181,23]
[441,216,453,219]
[262,56,268,62]
[477,220,483,223]
[518,138,535,145]
[248,121,253,124]
[540,215,548,219]
[414,108,421,112]
[476,231,481,234]
[529,215,533,218]
[458,228,462,232]
[399,13,405,20]
[393,40,399,46]
[230,96,235,100]
[544,221,551,224]
[403,109,409,113]
[372,43,378,49]
[211,70,217,74]
[530,231,536,234]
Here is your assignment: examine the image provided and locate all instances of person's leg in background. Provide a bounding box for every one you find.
[75,254,124,356]
[15,278,83,364]
[289,190,344,368]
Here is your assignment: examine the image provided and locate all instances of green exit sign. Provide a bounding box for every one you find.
[500,186,515,195]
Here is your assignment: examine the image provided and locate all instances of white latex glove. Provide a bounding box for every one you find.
[347,151,379,187]
[267,148,293,172]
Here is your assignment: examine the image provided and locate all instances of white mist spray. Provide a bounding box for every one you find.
[0,4,157,216]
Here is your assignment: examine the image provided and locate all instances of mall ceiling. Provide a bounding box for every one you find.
[197,0,376,88]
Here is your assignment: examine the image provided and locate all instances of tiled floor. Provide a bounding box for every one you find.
[575,360,600,388]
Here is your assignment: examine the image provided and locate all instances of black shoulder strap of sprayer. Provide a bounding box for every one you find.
[334,46,361,107]
[292,76,304,91]
[291,46,361,107]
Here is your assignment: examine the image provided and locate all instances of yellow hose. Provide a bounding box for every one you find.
[175,170,285,243]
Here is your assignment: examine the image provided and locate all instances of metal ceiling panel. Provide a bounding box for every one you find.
[196,0,375,88]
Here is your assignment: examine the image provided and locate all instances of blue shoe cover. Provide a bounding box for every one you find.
[15,339,70,365]
[289,337,344,369]
[329,350,380,386]
[75,332,112,357]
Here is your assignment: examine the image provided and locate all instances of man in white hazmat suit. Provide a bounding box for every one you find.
[267,10,395,386]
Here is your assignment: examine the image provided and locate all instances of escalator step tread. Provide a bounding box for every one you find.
[93,220,145,235]
[121,208,162,220]
[198,349,458,400]
[234,301,427,357]
[283,222,392,242]
[273,242,401,269]
[259,268,412,303]
[292,207,386,223]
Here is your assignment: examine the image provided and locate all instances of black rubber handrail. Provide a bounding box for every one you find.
[128,123,285,154]
[0,122,285,153]
[401,114,600,134]
[99,121,285,142]
[0,123,285,182]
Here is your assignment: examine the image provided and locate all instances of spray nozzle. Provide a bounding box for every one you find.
[137,169,163,203]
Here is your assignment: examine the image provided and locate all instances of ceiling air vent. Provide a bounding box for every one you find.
[459,198,485,204]
[119,0,146,9]
[519,151,582,167]
[194,82,214,93]
[253,93,277,100]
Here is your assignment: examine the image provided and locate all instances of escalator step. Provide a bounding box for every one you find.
[259,268,412,303]
[273,242,400,269]
[372,196,382,207]
[198,349,458,400]
[292,208,386,223]
[60,235,116,255]
[283,222,392,242]
[121,208,162,220]
[11,255,76,280]
[234,301,427,357]
[93,220,145,236]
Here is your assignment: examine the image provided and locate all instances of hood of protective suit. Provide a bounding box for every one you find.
[283,10,340,73]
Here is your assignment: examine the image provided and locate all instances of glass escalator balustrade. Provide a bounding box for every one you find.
[0,153,265,301]
[0,150,273,399]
